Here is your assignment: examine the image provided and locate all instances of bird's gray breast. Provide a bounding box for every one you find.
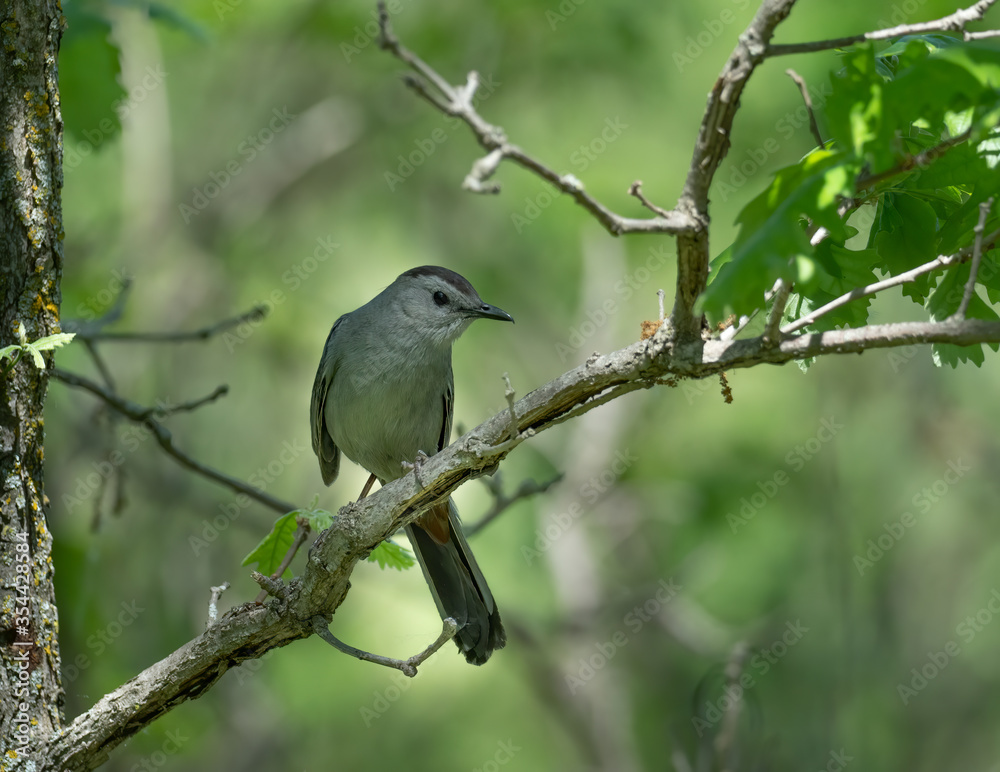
[325,318,452,483]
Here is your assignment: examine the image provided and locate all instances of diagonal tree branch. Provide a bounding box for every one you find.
[766,0,999,55]
[375,1,697,237]
[65,304,269,343]
[50,368,296,514]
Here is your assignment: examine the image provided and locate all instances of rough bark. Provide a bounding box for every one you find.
[0,0,66,766]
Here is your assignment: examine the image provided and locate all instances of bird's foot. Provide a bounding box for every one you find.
[402,450,430,488]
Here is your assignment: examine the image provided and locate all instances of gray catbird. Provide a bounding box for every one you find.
[310,265,512,664]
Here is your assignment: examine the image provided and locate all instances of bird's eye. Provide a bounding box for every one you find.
[433,290,449,306]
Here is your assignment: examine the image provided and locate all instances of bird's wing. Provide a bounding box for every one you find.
[438,380,454,454]
[310,316,345,486]
[416,377,455,545]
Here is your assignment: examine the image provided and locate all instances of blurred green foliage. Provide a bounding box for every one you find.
[49,1,1000,770]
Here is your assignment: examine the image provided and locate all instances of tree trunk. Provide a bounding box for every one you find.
[0,0,65,765]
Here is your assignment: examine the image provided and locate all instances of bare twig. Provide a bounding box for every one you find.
[50,368,297,514]
[155,385,230,418]
[251,570,289,600]
[254,519,312,604]
[628,180,673,218]
[466,471,564,536]
[502,372,518,442]
[66,276,133,338]
[65,304,269,343]
[657,289,666,322]
[311,615,458,677]
[206,583,230,628]
[766,0,1000,55]
[375,1,696,237]
[954,197,995,320]
[722,275,791,341]
[82,338,116,390]
[763,278,791,346]
[463,147,504,193]
[785,69,824,147]
[782,228,1000,333]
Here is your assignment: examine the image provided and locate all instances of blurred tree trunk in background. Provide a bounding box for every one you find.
[0,0,66,760]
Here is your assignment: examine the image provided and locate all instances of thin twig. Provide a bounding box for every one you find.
[763,278,791,346]
[64,277,133,338]
[152,385,230,418]
[721,276,789,341]
[782,228,1000,333]
[857,129,973,192]
[254,519,312,604]
[466,472,564,536]
[628,180,673,218]
[82,338,116,390]
[375,1,696,237]
[206,583,230,628]
[657,289,665,322]
[766,0,1000,56]
[50,368,297,514]
[954,197,995,320]
[720,312,756,342]
[463,147,504,194]
[502,372,518,442]
[66,305,269,343]
[785,69,824,147]
[251,570,289,600]
[311,615,458,677]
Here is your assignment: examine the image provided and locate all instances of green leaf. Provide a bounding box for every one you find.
[242,511,299,578]
[794,242,879,332]
[29,332,76,352]
[301,508,334,532]
[977,251,1000,305]
[293,495,334,532]
[367,540,415,571]
[700,149,854,321]
[872,193,938,304]
[27,346,46,370]
[826,41,1000,179]
[878,34,962,60]
[926,264,1000,367]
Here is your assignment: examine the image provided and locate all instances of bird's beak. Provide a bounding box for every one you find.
[471,303,514,323]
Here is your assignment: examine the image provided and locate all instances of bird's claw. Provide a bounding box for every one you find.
[402,450,430,488]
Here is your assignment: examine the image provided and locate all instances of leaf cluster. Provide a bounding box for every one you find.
[703,36,1000,367]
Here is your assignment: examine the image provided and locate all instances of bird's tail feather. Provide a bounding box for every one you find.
[405,499,505,665]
